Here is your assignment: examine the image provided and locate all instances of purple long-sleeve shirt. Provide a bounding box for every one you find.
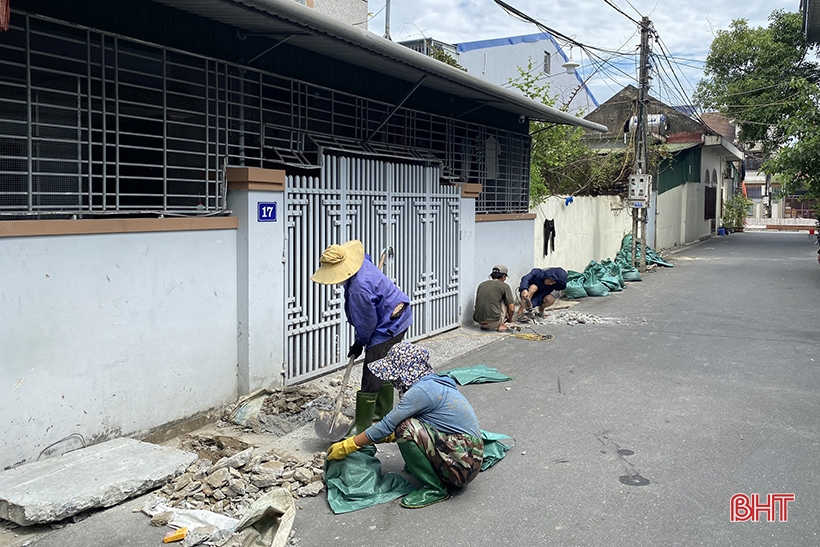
[343,255,412,347]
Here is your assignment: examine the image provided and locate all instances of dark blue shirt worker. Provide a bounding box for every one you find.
[516,267,568,321]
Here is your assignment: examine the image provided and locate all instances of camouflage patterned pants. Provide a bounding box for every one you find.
[396,417,483,487]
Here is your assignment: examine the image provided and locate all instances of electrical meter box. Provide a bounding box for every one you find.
[628,174,651,206]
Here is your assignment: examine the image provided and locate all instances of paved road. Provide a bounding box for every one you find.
[21,232,820,547]
[293,232,820,547]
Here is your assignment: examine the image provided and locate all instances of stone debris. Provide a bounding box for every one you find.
[223,385,356,437]
[536,311,620,326]
[159,436,327,519]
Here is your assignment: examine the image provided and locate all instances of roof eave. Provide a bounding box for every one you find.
[149,0,608,132]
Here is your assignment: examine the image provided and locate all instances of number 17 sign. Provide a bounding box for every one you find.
[257,202,277,222]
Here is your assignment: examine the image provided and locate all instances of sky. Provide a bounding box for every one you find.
[366,0,800,107]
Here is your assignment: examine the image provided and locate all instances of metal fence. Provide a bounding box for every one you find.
[284,153,460,384]
[1,12,531,218]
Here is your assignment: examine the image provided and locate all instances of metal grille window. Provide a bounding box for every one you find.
[1,12,531,218]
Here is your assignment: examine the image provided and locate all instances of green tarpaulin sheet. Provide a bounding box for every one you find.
[441,365,512,385]
[481,430,514,470]
[325,445,414,514]
[325,430,514,513]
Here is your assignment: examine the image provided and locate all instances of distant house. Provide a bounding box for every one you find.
[455,33,597,115]
[583,85,743,249]
[402,33,597,115]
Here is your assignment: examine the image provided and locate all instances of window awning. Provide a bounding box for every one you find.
[149,0,608,132]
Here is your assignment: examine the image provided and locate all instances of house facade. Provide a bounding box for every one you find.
[0,0,605,469]
[583,86,743,250]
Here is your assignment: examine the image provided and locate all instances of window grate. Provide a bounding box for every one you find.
[0,12,532,218]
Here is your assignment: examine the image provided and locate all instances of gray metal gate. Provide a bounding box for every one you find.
[284,153,461,384]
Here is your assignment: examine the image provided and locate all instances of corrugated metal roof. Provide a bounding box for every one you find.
[664,142,701,153]
[148,0,607,132]
[586,141,700,155]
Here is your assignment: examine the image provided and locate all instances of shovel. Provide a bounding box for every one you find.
[314,355,356,441]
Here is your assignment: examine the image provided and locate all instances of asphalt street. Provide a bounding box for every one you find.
[293,231,820,547]
[17,231,820,547]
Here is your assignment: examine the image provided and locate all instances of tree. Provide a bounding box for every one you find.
[694,9,820,198]
[508,61,628,205]
[763,79,820,199]
[422,40,466,71]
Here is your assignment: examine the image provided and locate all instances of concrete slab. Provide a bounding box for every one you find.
[0,438,196,526]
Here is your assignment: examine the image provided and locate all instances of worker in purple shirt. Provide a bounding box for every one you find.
[311,240,412,436]
[515,267,568,321]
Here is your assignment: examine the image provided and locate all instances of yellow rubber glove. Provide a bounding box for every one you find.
[376,433,396,444]
[327,437,360,461]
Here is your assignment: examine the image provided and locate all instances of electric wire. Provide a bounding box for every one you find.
[601,0,641,26]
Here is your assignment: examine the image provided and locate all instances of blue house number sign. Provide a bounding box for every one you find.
[257,202,277,222]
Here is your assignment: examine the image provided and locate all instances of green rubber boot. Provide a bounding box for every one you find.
[398,440,450,508]
[346,391,377,437]
[373,382,395,421]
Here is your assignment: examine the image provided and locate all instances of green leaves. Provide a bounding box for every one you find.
[508,61,627,205]
[695,9,820,199]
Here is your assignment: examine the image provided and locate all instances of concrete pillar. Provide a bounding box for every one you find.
[227,168,287,395]
[458,184,480,326]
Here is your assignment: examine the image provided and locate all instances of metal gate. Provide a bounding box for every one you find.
[284,153,461,384]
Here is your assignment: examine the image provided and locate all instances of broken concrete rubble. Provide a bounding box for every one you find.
[158,434,327,519]
[0,438,196,526]
[225,384,355,437]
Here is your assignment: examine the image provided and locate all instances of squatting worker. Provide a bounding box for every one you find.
[516,267,568,321]
[327,342,483,509]
[311,240,412,436]
[473,264,515,332]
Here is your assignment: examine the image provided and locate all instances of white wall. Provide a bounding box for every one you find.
[656,185,684,251]
[0,230,237,469]
[683,182,709,243]
[656,182,710,250]
[532,195,633,273]
[465,217,534,321]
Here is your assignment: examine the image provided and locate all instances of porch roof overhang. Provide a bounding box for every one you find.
[702,135,744,160]
[149,0,608,132]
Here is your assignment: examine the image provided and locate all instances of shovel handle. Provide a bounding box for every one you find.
[329,355,356,427]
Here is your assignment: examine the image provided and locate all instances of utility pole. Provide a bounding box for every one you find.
[630,16,652,272]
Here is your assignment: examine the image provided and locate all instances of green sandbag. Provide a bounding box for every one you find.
[622,269,642,282]
[614,257,641,282]
[564,270,587,299]
[617,235,673,268]
[601,259,626,288]
[325,445,414,514]
[582,263,610,297]
[586,261,619,291]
